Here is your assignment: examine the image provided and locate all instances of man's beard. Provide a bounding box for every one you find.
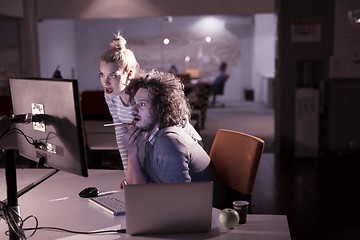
[140,117,159,132]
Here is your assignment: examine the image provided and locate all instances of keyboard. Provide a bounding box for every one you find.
[89,196,126,216]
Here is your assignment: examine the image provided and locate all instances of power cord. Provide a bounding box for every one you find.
[1,200,125,239]
[23,226,126,234]
[1,200,38,239]
[0,127,46,151]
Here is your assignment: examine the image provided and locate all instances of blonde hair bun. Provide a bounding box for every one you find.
[110,32,127,50]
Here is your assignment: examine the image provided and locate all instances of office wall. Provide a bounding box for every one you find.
[275,0,335,156]
[37,14,276,103]
[0,0,22,18]
[330,0,360,78]
[38,20,77,79]
[252,14,277,103]
[0,17,20,96]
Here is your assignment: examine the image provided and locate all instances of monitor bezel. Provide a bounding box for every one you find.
[9,77,88,177]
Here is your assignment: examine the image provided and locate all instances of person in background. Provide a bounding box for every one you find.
[168,65,178,75]
[99,33,202,188]
[123,70,228,209]
[52,65,63,78]
[211,62,229,107]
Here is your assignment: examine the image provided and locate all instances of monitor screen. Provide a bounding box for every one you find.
[9,77,88,177]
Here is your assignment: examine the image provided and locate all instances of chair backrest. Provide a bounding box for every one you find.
[175,73,191,85]
[189,82,212,128]
[81,91,111,120]
[0,95,12,116]
[222,74,230,84]
[209,129,264,196]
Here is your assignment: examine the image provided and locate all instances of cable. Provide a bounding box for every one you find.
[0,128,33,144]
[0,127,46,150]
[0,126,125,238]
[23,226,126,234]
[1,201,38,239]
[1,201,125,239]
[0,128,46,239]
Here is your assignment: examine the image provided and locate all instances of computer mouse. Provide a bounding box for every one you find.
[78,187,99,198]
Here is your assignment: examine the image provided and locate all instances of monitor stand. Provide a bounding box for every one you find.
[4,150,58,240]
[4,150,18,240]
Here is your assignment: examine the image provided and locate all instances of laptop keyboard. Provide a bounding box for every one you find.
[89,196,126,216]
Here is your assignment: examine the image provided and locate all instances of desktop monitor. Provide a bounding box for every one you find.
[9,77,88,177]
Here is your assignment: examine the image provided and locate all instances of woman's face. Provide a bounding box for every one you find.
[99,61,129,98]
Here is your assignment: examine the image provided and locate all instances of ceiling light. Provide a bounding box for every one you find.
[163,38,170,45]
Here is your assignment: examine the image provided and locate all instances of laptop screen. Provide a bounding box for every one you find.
[124,182,213,235]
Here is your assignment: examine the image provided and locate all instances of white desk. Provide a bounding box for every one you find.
[0,169,291,240]
[84,120,118,151]
[0,169,56,201]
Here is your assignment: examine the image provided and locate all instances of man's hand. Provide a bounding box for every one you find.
[123,126,147,185]
[123,126,142,154]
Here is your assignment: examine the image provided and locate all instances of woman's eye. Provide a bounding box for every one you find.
[140,102,145,107]
[99,72,104,78]
[110,74,118,78]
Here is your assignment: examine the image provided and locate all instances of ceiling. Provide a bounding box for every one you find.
[1,0,275,19]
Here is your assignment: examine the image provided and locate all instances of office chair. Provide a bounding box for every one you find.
[209,129,264,212]
[0,96,12,116]
[80,91,112,120]
[189,82,212,129]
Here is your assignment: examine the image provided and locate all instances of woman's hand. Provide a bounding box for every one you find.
[120,179,126,189]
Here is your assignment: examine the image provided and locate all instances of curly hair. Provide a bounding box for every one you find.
[125,70,191,129]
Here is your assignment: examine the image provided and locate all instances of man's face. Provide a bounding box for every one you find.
[99,61,129,98]
[132,88,158,132]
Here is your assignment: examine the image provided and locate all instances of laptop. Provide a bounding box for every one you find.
[124,181,213,235]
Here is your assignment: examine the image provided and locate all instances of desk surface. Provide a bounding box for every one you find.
[84,120,118,150]
[0,169,291,240]
[0,169,57,201]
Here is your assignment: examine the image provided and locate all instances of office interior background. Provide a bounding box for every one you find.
[1,1,360,240]
[1,0,359,157]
